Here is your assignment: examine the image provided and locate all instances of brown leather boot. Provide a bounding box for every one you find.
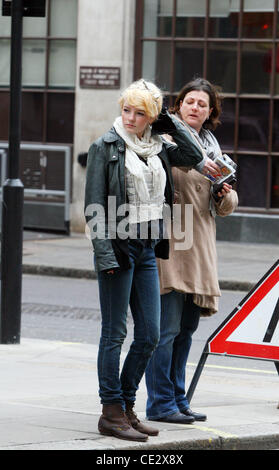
[98,403,148,442]
[125,401,159,436]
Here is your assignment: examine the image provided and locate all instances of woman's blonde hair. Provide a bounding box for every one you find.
[119,79,163,120]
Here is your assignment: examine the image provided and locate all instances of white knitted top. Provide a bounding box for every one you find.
[125,160,165,224]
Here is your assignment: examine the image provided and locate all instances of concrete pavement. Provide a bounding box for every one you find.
[0,337,278,451]
[0,232,278,451]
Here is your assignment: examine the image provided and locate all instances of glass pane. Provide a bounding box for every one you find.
[207,43,237,93]
[241,43,272,94]
[0,39,10,86]
[143,0,173,37]
[271,157,279,208]
[48,40,76,88]
[22,40,46,87]
[213,98,235,151]
[209,0,239,38]
[23,16,47,37]
[272,100,279,151]
[47,93,75,143]
[238,99,269,151]
[142,41,172,91]
[20,150,43,189]
[21,92,44,141]
[176,0,205,37]
[237,155,267,207]
[0,13,11,35]
[0,91,9,140]
[274,46,279,95]
[50,0,78,37]
[243,0,274,38]
[162,94,172,109]
[174,42,203,92]
[45,151,65,191]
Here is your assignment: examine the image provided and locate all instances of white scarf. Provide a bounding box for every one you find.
[113,116,166,204]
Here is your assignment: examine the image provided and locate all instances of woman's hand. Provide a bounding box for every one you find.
[152,108,177,134]
[217,182,232,198]
[202,157,222,178]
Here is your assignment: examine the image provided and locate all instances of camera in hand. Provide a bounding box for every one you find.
[213,173,237,196]
[208,154,237,199]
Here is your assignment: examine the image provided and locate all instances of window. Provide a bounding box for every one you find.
[175,0,206,37]
[135,0,279,213]
[0,0,77,144]
[209,0,239,38]
[241,43,272,94]
[207,42,237,92]
[237,155,268,207]
[175,42,204,91]
[238,100,269,151]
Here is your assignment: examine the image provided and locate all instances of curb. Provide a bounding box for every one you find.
[219,279,254,292]
[22,264,97,280]
[1,433,278,451]
[22,264,253,291]
[102,433,279,451]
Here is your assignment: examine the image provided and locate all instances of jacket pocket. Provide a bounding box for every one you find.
[108,154,119,185]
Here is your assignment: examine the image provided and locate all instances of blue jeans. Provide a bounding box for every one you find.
[145,291,201,419]
[97,238,161,407]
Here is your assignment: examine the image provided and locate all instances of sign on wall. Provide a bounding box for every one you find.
[79,66,121,90]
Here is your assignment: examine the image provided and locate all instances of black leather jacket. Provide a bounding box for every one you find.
[84,113,203,272]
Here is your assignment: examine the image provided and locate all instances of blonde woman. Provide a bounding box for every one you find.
[84,79,219,442]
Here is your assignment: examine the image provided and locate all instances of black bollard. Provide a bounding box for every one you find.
[0,0,24,344]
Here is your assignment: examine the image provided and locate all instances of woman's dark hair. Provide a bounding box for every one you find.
[170,77,222,131]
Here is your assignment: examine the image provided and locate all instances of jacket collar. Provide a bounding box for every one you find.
[103,125,164,155]
[103,126,123,144]
[104,124,162,141]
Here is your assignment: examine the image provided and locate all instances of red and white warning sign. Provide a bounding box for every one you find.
[208,260,279,362]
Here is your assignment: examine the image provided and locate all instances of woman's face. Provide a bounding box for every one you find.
[179,90,212,132]
[121,101,152,138]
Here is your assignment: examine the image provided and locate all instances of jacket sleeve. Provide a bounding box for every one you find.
[84,141,120,272]
[215,189,238,217]
[162,114,205,168]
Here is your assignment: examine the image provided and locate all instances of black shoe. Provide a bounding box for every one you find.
[181,408,207,422]
[151,412,194,425]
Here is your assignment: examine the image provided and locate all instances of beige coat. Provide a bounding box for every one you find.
[157,167,238,316]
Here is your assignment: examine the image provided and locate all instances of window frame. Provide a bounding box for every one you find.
[0,0,77,145]
[134,0,279,213]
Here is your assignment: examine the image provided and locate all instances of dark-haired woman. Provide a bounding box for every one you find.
[145,78,238,424]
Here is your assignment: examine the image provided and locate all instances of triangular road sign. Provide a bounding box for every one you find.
[208,260,279,361]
